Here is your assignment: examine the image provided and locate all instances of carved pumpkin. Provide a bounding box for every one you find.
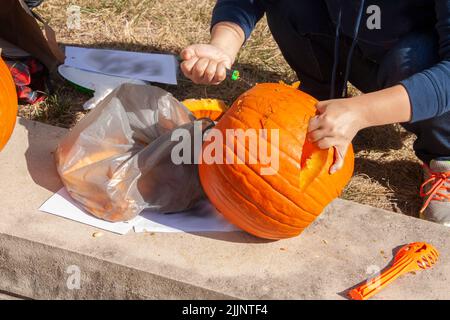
[0,57,18,152]
[182,98,227,121]
[199,83,354,239]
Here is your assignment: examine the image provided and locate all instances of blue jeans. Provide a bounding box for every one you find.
[263,0,450,164]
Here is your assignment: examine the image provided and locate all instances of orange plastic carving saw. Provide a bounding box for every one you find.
[349,242,439,300]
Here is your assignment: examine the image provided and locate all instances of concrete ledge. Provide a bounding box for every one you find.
[0,291,24,300]
[0,118,449,299]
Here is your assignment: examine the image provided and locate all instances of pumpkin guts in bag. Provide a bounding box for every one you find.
[56,84,213,222]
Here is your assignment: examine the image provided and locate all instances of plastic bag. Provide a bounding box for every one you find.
[55,83,211,222]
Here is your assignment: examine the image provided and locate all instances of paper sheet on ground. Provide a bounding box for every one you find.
[39,188,239,234]
[134,200,239,233]
[39,188,142,235]
[64,46,178,85]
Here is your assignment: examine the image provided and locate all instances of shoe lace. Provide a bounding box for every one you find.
[420,165,450,213]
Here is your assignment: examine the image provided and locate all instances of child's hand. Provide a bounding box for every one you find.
[307,86,412,174]
[180,44,233,85]
[307,98,368,174]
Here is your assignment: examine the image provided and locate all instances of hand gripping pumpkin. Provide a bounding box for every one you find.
[199,83,354,239]
[0,57,18,152]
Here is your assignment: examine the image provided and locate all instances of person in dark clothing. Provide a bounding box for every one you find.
[180,0,450,225]
[24,0,44,8]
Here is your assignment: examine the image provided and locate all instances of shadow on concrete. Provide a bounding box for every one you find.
[0,289,31,300]
[339,244,406,300]
[19,117,64,194]
[189,231,275,244]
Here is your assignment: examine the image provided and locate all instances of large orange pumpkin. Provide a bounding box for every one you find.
[0,57,17,152]
[199,83,354,239]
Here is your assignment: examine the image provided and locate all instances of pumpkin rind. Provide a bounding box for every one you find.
[0,57,18,152]
[199,83,354,239]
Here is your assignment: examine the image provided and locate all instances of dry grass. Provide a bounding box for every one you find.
[25,0,422,216]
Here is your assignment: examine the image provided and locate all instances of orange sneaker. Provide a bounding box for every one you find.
[420,160,450,227]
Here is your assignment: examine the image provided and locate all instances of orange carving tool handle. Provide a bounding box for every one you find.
[349,242,439,300]
[348,257,415,300]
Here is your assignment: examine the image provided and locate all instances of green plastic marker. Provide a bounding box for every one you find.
[177,55,240,81]
[227,69,240,81]
[227,68,253,86]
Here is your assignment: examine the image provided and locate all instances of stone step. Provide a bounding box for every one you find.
[0,118,448,299]
[0,291,25,300]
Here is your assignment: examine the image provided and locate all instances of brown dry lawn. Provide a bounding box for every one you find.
[26,0,422,216]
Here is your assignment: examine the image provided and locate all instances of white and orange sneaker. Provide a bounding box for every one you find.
[420,160,450,227]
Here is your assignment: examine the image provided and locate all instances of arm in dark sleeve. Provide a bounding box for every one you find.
[211,0,265,40]
[400,0,450,122]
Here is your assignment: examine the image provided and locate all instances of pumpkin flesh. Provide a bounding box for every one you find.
[182,98,227,121]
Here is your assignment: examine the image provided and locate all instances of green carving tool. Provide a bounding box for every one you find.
[226,69,240,81]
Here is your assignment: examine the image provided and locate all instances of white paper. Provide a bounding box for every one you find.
[134,200,239,233]
[39,188,239,235]
[64,46,178,85]
[39,188,142,235]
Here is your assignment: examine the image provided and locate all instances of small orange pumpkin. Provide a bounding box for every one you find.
[182,98,227,121]
[199,83,354,239]
[0,57,18,152]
